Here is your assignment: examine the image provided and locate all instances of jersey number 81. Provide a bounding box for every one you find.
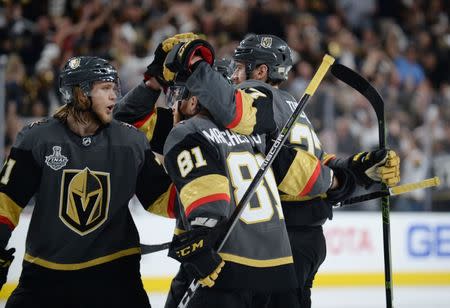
[177,149,283,224]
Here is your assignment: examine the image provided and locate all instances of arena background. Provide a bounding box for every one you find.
[1,0,449,307]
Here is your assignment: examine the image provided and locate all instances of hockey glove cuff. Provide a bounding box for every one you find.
[0,248,15,290]
[163,39,215,82]
[326,167,356,204]
[145,33,201,88]
[168,226,224,288]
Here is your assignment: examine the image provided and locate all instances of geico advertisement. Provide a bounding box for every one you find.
[321,212,450,272]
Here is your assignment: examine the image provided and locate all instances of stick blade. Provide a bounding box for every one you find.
[331,64,385,120]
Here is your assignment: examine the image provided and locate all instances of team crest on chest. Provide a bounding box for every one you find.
[260,37,272,48]
[59,168,111,236]
[45,146,68,170]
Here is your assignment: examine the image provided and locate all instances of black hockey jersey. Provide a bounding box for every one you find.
[163,114,297,290]
[186,62,336,225]
[0,118,173,273]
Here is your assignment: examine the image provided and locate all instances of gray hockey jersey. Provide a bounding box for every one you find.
[186,62,336,225]
[164,114,297,290]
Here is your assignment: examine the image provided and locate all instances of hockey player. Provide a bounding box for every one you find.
[161,34,400,307]
[0,56,173,308]
[113,34,354,308]
[162,81,298,308]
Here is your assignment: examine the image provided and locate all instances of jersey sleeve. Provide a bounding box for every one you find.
[0,127,42,247]
[135,148,175,218]
[186,62,277,135]
[114,82,161,124]
[114,82,173,153]
[163,127,231,223]
[272,146,334,199]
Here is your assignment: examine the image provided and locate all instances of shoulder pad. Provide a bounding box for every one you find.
[28,118,50,129]
[118,121,138,130]
[163,119,199,155]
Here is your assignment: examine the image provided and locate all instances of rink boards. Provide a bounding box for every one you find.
[1,203,449,298]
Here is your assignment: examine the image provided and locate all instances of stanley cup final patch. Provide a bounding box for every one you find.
[45,146,69,171]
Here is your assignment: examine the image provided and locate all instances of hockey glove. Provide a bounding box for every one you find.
[168,226,224,288]
[163,39,215,82]
[0,248,15,291]
[144,33,200,87]
[348,149,400,188]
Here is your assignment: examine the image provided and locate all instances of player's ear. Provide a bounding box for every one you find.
[189,96,198,108]
[254,64,268,81]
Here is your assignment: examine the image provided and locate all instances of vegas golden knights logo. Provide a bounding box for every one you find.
[59,168,110,236]
[260,36,272,48]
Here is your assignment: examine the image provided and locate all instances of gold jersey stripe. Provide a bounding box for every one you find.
[280,193,327,202]
[219,252,293,268]
[180,174,229,211]
[135,108,158,142]
[147,184,176,218]
[322,153,336,165]
[0,192,23,227]
[227,90,257,135]
[23,247,141,270]
[278,149,320,196]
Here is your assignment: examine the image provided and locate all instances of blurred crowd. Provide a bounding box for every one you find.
[1,0,449,211]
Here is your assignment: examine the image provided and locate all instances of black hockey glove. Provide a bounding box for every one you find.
[144,33,200,88]
[163,39,215,82]
[0,248,15,291]
[348,149,400,188]
[326,167,356,204]
[168,226,224,288]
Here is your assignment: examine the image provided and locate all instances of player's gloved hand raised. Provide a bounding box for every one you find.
[0,248,15,291]
[348,149,400,188]
[168,226,224,288]
[163,39,215,82]
[144,33,200,87]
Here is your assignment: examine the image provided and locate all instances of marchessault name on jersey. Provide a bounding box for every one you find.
[202,128,262,147]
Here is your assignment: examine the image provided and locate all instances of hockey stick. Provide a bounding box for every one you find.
[340,177,440,206]
[140,177,441,254]
[140,241,170,254]
[331,63,393,308]
[177,54,335,308]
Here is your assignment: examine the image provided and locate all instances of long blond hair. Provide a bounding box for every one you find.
[53,87,91,124]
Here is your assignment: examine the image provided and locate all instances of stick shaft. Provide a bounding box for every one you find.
[390,177,440,195]
[342,177,441,205]
[330,63,393,307]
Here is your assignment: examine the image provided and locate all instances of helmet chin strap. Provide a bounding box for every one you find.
[245,62,254,81]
